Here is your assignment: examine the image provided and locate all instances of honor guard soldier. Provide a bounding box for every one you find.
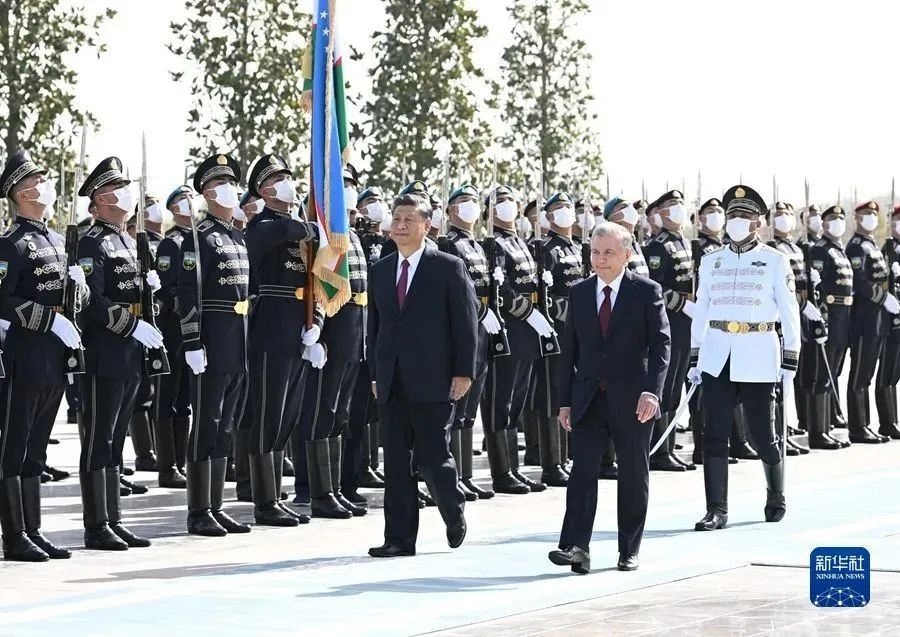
[875,204,900,439]
[808,206,853,447]
[573,198,596,251]
[0,150,87,561]
[643,190,696,471]
[531,192,583,487]
[689,184,800,531]
[767,202,819,455]
[802,204,823,250]
[177,153,254,537]
[604,197,649,276]
[152,186,195,488]
[845,201,896,443]
[77,156,164,550]
[642,200,662,243]
[438,184,497,500]
[295,164,369,520]
[242,153,322,526]
[480,186,551,495]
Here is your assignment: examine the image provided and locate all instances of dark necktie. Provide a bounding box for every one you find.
[397,258,410,310]
[599,285,612,337]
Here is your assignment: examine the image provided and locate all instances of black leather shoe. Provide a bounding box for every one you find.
[2,532,49,562]
[418,489,436,507]
[540,465,569,487]
[368,543,415,558]
[447,516,467,549]
[187,512,227,537]
[159,469,187,489]
[513,471,547,492]
[650,454,686,472]
[85,525,129,550]
[827,433,850,448]
[492,473,530,495]
[111,524,150,547]
[548,546,590,574]
[134,454,158,473]
[212,510,252,533]
[784,445,800,457]
[599,463,618,479]
[120,477,148,495]
[617,553,639,571]
[730,443,759,460]
[458,481,478,502]
[809,434,842,450]
[336,493,368,517]
[786,438,810,454]
[45,466,70,482]
[277,502,311,524]
[672,454,696,471]
[27,532,71,559]
[40,472,52,484]
[461,478,494,499]
[256,504,300,527]
[122,467,134,476]
[694,510,728,531]
[849,427,885,444]
[764,490,786,523]
[692,452,703,465]
[358,468,385,489]
[343,490,369,507]
[728,457,739,464]
[879,423,900,440]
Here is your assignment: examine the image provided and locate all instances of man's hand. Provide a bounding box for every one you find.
[635,393,659,423]
[449,376,472,401]
[687,367,702,385]
[481,308,501,335]
[802,302,823,322]
[558,407,572,431]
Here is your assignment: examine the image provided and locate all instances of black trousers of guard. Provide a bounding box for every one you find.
[154,354,191,421]
[248,352,306,454]
[80,375,141,471]
[481,354,534,434]
[876,331,900,389]
[821,313,850,420]
[0,367,65,479]
[559,391,652,555]
[189,371,244,462]
[380,371,463,552]
[701,359,780,465]
[343,360,374,492]
[453,337,488,430]
[848,334,883,391]
[661,313,691,412]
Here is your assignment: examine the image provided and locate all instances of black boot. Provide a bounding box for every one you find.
[129,410,158,472]
[250,452,298,526]
[539,416,568,487]
[848,389,884,443]
[210,457,250,533]
[808,394,842,450]
[485,430,529,494]
[274,450,309,523]
[762,460,786,522]
[0,477,49,561]
[522,410,541,466]
[369,421,382,473]
[509,428,546,492]
[450,429,477,501]
[460,428,493,499]
[233,429,252,502]
[730,407,760,459]
[174,416,189,473]
[106,467,150,547]
[668,412,696,470]
[330,437,367,516]
[154,417,187,488]
[690,403,704,465]
[695,457,728,531]
[831,389,848,428]
[44,465,70,482]
[21,476,69,559]
[186,460,227,536]
[80,469,128,550]
[875,386,900,439]
[307,440,352,519]
[359,423,385,488]
[650,414,685,471]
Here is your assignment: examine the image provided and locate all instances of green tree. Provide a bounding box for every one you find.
[169,0,312,182]
[0,0,115,209]
[499,0,602,193]
[360,0,494,193]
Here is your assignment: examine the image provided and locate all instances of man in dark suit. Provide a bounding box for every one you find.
[366,193,479,558]
[549,222,670,574]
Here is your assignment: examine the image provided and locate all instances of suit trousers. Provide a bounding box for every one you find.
[79,374,141,472]
[0,367,65,479]
[559,391,653,555]
[189,371,245,462]
[701,359,780,465]
[380,372,463,551]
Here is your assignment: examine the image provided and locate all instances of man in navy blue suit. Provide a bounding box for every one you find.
[549,222,671,574]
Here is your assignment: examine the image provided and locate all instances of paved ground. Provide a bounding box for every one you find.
[1,408,898,636]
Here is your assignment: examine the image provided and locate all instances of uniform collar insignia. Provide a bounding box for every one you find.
[729,238,759,254]
[96,218,124,233]
[15,215,47,231]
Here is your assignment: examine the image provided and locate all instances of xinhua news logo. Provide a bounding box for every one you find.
[810,547,870,607]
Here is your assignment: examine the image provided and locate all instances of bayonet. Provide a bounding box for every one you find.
[61,128,88,376]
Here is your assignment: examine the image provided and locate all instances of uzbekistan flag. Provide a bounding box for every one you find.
[309,0,350,315]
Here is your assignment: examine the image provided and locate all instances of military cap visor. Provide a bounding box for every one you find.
[78,156,130,198]
[699,198,722,213]
[448,184,479,205]
[357,186,384,205]
[399,180,429,197]
[543,192,573,212]
[248,154,292,198]
[343,164,360,186]
[1,150,46,199]
[723,185,766,217]
[166,185,193,210]
[602,196,625,218]
[193,153,241,194]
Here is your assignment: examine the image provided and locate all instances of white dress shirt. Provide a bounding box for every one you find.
[395,243,427,293]
[595,268,626,313]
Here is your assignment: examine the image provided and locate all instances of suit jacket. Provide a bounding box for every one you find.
[367,245,478,405]
[559,270,671,426]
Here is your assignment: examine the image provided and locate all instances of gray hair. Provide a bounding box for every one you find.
[591,221,633,251]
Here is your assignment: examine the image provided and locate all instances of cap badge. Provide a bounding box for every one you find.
[217,155,228,166]
[110,158,120,171]
[869,201,877,209]
[735,187,746,198]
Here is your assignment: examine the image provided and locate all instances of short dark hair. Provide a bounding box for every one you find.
[391,193,432,220]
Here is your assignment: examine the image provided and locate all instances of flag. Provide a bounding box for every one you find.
[309,0,350,316]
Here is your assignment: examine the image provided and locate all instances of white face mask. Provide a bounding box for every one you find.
[774,214,795,233]
[365,201,387,222]
[552,206,575,228]
[515,216,532,236]
[495,200,518,223]
[704,211,725,232]
[31,180,57,207]
[665,203,687,226]
[539,210,550,231]
[379,213,392,232]
[859,213,878,232]
[43,206,56,221]
[648,212,661,229]
[146,202,171,224]
[430,210,443,230]
[726,217,753,243]
[272,179,296,204]
[250,199,265,214]
[208,183,239,209]
[826,218,846,238]
[344,186,358,210]
[619,204,639,226]
[808,215,822,233]
[578,211,596,232]
[104,185,134,214]
[456,200,480,224]
[232,206,247,222]
[893,220,900,236]
[175,198,192,216]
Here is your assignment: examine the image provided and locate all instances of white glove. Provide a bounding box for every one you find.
[525,309,553,338]
[682,300,696,319]
[0,318,9,342]
[145,270,161,293]
[802,302,823,322]
[809,269,821,287]
[303,343,327,369]
[50,314,81,348]
[780,369,796,386]
[132,319,164,349]
[185,349,207,375]
[542,270,554,287]
[893,262,900,278]
[687,367,702,385]
[67,265,86,288]
[492,266,505,286]
[816,335,828,345]
[885,293,900,315]
[301,324,321,346]
[481,308,501,335]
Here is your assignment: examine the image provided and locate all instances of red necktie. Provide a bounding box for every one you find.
[599,285,612,337]
[397,258,410,310]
